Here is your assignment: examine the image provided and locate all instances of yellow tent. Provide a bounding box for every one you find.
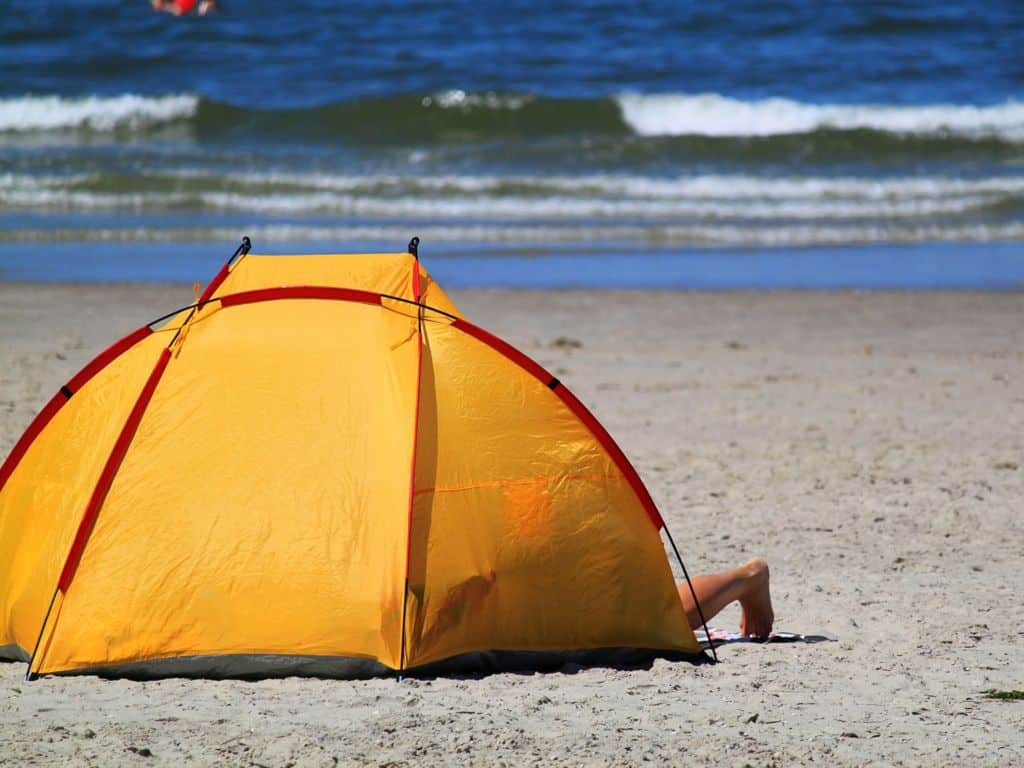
[0,238,706,678]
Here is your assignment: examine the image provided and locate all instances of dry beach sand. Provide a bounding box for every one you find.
[1,284,1022,766]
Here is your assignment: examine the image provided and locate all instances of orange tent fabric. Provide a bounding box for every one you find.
[0,243,701,677]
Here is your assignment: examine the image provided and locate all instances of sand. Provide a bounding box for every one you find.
[1,284,1022,766]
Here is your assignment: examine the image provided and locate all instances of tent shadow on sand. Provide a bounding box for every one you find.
[413,633,836,680]
[0,648,711,682]
[0,634,830,680]
[410,647,714,680]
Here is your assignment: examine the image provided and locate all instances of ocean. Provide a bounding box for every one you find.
[1,0,1022,287]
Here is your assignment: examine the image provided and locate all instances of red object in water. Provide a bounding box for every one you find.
[175,0,198,13]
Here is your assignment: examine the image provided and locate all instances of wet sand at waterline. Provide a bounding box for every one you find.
[1,284,1022,766]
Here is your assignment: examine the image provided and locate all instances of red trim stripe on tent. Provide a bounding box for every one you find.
[0,326,154,494]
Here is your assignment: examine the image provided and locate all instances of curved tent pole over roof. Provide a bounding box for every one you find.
[0,235,253,501]
[167,236,251,349]
[9,240,717,678]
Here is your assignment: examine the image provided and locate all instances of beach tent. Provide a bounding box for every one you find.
[0,239,707,678]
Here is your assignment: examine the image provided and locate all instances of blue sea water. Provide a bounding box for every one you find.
[1,0,1022,286]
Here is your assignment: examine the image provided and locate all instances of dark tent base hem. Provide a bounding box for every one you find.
[8,646,711,681]
[0,644,29,662]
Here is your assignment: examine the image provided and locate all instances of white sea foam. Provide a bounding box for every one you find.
[0,189,1008,221]
[0,94,198,132]
[615,93,1024,139]
[6,222,1024,247]
[4,172,1020,222]
[421,90,532,110]
[188,190,999,220]
[146,170,1024,202]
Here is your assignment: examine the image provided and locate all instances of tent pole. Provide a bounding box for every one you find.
[398,236,423,682]
[397,577,409,682]
[663,524,718,662]
[23,587,60,681]
[167,236,251,350]
[24,347,173,681]
[227,235,252,267]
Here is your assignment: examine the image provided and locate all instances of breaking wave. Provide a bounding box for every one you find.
[2,92,1023,144]
[0,94,199,132]
[616,93,1024,139]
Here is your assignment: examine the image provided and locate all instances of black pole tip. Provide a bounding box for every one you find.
[226,236,252,268]
[407,236,420,257]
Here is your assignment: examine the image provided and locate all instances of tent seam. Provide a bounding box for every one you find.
[397,257,425,674]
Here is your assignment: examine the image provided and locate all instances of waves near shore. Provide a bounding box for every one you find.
[2,91,1022,246]
[4,92,1024,145]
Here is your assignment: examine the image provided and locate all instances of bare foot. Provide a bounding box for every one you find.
[739,557,774,638]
